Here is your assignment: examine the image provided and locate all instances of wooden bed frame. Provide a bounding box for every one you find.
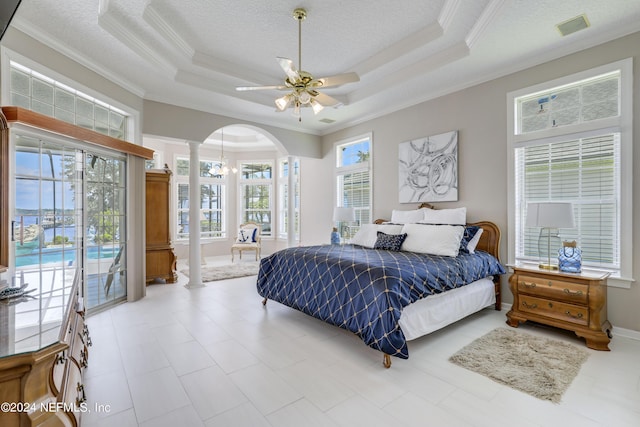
[373,203,503,368]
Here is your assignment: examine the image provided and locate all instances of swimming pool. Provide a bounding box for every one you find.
[15,245,120,267]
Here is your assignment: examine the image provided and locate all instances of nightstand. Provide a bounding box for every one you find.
[506,263,611,350]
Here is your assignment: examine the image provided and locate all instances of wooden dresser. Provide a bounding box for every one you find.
[0,271,90,426]
[145,167,177,284]
[506,263,611,350]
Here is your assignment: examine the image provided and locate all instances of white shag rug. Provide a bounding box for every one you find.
[449,327,589,403]
[182,262,260,282]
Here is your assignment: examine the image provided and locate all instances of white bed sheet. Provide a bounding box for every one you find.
[399,277,496,341]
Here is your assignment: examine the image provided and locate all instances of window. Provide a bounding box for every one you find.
[13,133,128,312]
[9,62,130,141]
[508,59,632,287]
[278,158,300,239]
[175,157,226,240]
[239,162,273,237]
[335,135,372,237]
[145,152,162,169]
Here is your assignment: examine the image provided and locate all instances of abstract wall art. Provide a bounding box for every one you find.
[398,130,458,203]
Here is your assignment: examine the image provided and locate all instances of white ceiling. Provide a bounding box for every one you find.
[10,0,640,136]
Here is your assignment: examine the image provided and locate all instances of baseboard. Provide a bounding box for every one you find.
[497,302,640,341]
[611,326,640,341]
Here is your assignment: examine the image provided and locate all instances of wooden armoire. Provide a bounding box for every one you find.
[145,166,177,283]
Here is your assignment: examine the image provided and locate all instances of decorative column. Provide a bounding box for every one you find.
[185,140,204,288]
[287,156,297,247]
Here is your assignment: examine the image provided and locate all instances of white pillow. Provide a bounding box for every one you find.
[466,228,483,254]
[390,209,426,224]
[236,227,257,243]
[351,224,404,248]
[420,207,467,225]
[400,223,464,257]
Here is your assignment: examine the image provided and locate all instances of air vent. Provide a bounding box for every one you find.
[556,14,590,37]
[319,118,336,124]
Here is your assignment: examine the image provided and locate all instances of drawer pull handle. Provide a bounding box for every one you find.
[521,281,536,289]
[563,289,583,297]
[522,301,537,309]
[80,350,88,368]
[565,311,584,319]
[76,382,86,405]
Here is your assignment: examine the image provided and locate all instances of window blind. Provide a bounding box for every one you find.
[515,133,620,270]
[337,170,371,226]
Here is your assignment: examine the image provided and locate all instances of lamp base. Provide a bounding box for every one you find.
[538,263,559,271]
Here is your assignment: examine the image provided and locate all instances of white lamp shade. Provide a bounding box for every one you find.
[275,94,292,111]
[333,207,356,222]
[526,202,575,228]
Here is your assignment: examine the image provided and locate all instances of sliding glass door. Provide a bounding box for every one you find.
[13,131,127,314]
[84,153,127,309]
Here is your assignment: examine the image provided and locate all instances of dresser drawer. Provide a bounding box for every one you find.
[519,295,589,326]
[517,274,588,304]
[62,360,84,426]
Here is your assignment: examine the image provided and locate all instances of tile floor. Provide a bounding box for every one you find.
[83,258,640,427]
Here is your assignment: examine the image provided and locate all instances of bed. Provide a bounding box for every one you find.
[257,205,506,368]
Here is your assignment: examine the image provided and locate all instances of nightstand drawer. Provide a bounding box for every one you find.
[519,295,589,326]
[517,275,588,304]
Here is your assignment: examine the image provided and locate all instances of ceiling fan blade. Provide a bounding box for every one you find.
[277,57,300,81]
[314,91,342,107]
[311,72,360,88]
[236,85,288,91]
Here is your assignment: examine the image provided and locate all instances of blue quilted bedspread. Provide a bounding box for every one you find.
[256,244,506,359]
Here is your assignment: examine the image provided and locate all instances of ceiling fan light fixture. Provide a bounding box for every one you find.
[298,90,311,104]
[275,94,292,111]
[235,8,359,122]
[310,98,324,115]
[292,101,301,118]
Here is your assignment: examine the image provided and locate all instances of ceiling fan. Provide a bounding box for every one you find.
[236,8,359,121]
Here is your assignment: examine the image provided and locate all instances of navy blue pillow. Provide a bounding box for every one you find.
[459,225,480,253]
[374,231,407,252]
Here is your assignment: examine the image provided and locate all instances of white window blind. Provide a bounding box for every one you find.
[515,133,620,270]
[335,135,372,237]
[278,159,299,239]
[337,171,371,225]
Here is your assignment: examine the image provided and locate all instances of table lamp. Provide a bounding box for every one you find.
[525,202,575,270]
[332,207,356,243]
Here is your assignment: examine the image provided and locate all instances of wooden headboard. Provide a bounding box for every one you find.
[374,203,502,262]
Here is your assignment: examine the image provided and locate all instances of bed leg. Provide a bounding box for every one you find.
[262,297,268,306]
[494,278,501,311]
[383,354,391,369]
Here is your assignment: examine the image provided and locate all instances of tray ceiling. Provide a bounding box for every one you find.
[10,0,640,135]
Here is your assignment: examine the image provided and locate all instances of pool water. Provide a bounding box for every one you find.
[15,245,120,267]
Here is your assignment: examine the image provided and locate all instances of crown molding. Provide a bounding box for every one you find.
[98,0,177,76]
[353,21,444,77]
[143,3,195,59]
[466,0,507,49]
[350,41,470,103]
[439,0,461,31]
[191,51,277,85]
